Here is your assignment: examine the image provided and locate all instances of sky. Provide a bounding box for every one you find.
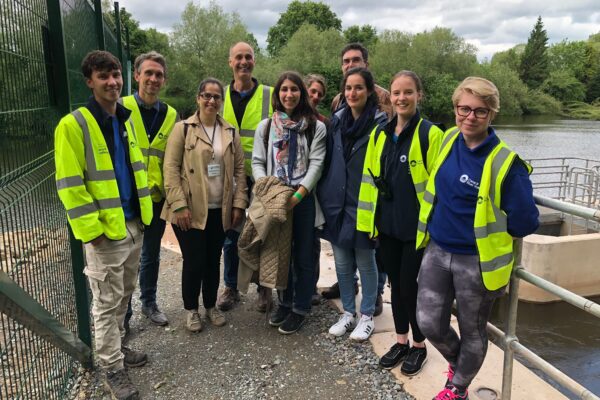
[114,0,600,60]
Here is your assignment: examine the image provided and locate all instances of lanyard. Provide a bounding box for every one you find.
[199,121,217,160]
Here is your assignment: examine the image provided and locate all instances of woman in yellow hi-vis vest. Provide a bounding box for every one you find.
[415,77,539,400]
[357,71,443,375]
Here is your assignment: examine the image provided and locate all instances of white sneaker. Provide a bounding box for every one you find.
[350,315,374,341]
[328,312,356,336]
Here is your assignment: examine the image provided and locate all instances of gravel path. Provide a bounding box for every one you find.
[71,247,413,400]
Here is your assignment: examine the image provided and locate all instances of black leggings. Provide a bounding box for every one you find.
[172,209,225,311]
[378,234,425,343]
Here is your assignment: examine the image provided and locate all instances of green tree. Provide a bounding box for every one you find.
[583,43,600,101]
[491,45,524,72]
[478,62,529,115]
[540,70,586,102]
[547,40,587,81]
[407,27,478,81]
[167,1,255,116]
[519,16,549,89]
[266,1,342,56]
[343,25,378,48]
[262,24,345,109]
[369,30,412,86]
[420,73,458,119]
[522,89,561,115]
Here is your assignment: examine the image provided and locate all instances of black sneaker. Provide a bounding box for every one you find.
[278,311,305,334]
[401,346,427,376]
[374,294,383,317]
[379,342,410,369]
[269,306,290,327]
[322,281,359,300]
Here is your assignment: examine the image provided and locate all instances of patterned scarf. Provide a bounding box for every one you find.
[271,111,308,186]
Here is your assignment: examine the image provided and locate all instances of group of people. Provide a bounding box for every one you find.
[54,40,539,400]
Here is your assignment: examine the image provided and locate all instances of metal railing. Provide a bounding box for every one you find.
[0,0,130,397]
[528,157,600,207]
[487,195,600,400]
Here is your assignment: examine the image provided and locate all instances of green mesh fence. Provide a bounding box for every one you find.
[0,0,129,398]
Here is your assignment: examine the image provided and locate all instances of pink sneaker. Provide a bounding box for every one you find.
[432,385,469,400]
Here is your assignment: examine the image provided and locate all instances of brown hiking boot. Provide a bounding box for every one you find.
[186,310,202,332]
[121,346,147,368]
[216,287,240,311]
[104,368,139,400]
[256,286,272,313]
[206,307,227,327]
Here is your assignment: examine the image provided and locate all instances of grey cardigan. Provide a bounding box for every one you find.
[252,117,327,227]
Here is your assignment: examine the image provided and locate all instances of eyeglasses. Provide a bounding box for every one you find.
[456,105,490,119]
[198,92,222,102]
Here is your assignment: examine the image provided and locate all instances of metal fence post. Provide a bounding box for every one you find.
[45,0,71,115]
[94,0,105,50]
[46,0,93,352]
[114,1,123,64]
[501,240,523,400]
[125,26,131,95]
[69,226,92,348]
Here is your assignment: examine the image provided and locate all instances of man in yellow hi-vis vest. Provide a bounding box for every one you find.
[54,51,151,400]
[121,51,177,329]
[218,41,273,312]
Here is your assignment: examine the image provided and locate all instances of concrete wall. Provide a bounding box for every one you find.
[520,233,600,302]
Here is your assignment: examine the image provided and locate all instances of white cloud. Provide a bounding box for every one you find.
[115,0,600,58]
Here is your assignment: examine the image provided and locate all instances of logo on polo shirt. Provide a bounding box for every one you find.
[400,155,407,163]
[459,174,479,189]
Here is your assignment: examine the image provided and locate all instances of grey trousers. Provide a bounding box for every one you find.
[416,240,505,388]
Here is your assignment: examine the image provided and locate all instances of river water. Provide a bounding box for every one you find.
[487,115,600,398]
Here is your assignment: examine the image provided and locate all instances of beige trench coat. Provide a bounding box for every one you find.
[161,113,248,231]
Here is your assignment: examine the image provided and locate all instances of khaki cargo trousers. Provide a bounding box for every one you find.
[84,219,143,371]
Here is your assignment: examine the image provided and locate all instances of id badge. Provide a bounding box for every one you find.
[207,163,221,177]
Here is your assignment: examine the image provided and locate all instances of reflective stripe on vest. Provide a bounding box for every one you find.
[356,119,441,238]
[416,127,460,249]
[222,84,273,176]
[55,107,152,241]
[416,127,527,290]
[121,95,177,201]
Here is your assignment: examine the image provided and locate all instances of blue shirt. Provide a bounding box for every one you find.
[428,128,539,254]
[133,91,166,142]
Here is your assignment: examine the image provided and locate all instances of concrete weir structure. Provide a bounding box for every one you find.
[521,206,600,303]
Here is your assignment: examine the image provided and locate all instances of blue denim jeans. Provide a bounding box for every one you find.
[332,244,378,316]
[139,200,167,306]
[125,200,166,321]
[278,194,316,315]
[351,269,387,294]
[223,230,240,289]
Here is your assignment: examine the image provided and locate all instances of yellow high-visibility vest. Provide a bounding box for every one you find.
[54,107,152,242]
[120,95,177,202]
[356,119,443,238]
[416,127,532,290]
[222,83,273,176]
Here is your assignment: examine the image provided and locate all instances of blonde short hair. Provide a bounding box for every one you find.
[452,77,500,117]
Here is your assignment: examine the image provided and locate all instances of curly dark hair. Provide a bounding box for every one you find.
[81,50,121,79]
